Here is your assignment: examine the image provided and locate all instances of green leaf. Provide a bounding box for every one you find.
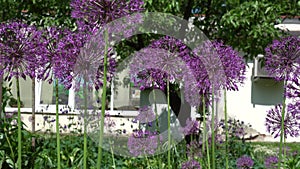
[265,6,271,14]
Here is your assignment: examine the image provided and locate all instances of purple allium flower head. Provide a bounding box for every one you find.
[0,21,45,80]
[265,104,300,138]
[181,159,201,169]
[127,130,162,157]
[190,40,225,93]
[129,36,201,106]
[219,118,246,138]
[70,0,144,31]
[265,36,300,82]
[190,40,246,93]
[265,36,300,102]
[37,27,81,89]
[236,155,254,169]
[265,36,300,139]
[130,36,191,90]
[135,106,156,124]
[130,36,245,107]
[286,79,300,99]
[264,156,279,169]
[211,41,246,91]
[180,117,200,135]
[73,41,117,90]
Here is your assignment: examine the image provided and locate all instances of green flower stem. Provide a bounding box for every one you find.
[167,80,171,169]
[109,139,116,169]
[4,126,15,169]
[224,90,229,169]
[55,79,61,169]
[202,94,211,169]
[279,78,287,169]
[97,29,109,169]
[153,88,162,168]
[211,87,215,169]
[202,95,206,155]
[31,79,36,150]
[83,78,88,169]
[16,77,22,169]
[284,136,286,167]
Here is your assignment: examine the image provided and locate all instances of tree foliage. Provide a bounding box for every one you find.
[0,0,74,28]
[220,1,284,59]
[0,0,299,60]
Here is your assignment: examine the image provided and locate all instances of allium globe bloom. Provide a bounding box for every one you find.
[38,27,81,89]
[286,80,300,99]
[219,119,246,138]
[211,41,246,91]
[265,36,300,82]
[130,36,191,89]
[70,0,144,29]
[71,0,143,91]
[265,104,300,138]
[264,156,279,169]
[72,33,117,90]
[130,36,245,107]
[129,36,202,106]
[190,40,246,93]
[127,130,162,157]
[265,36,300,102]
[180,117,200,135]
[135,106,156,124]
[0,21,45,80]
[236,155,254,169]
[181,159,201,169]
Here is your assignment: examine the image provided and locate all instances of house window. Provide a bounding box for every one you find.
[6,78,33,108]
[5,75,141,115]
[39,80,69,105]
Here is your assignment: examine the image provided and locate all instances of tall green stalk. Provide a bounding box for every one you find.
[0,74,3,119]
[97,29,109,169]
[224,90,229,169]
[16,77,22,169]
[55,79,61,169]
[109,139,116,168]
[83,78,88,169]
[31,79,36,151]
[202,95,206,155]
[167,80,171,169]
[278,78,287,169]
[211,87,215,169]
[153,88,162,168]
[202,94,211,169]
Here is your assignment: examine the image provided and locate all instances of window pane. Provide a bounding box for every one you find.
[74,85,97,109]
[40,81,69,105]
[112,76,140,110]
[7,77,32,108]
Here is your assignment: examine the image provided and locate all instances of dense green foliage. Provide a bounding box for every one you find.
[1,0,299,59]
[1,116,300,168]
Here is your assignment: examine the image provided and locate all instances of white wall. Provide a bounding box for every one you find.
[226,62,300,142]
